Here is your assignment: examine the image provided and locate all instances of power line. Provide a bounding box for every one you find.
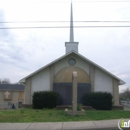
[87,0,130,1]
[19,0,130,2]
[1,20,130,23]
[0,26,130,29]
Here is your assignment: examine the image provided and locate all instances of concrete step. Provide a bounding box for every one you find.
[56,105,94,110]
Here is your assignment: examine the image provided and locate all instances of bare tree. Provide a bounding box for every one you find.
[120,87,130,100]
[0,78,10,84]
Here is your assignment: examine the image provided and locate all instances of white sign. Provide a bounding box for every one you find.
[118,118,130,130]
[4,91,10,99]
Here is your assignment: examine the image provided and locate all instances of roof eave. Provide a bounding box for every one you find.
[119,80,126,85]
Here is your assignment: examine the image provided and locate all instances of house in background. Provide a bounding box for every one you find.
[0,84,25,109]
[20,2,125,106]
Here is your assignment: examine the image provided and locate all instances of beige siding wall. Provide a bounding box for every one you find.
[94,69,113,94]
[31,67,50,95]
[0,91,24,109]
[0,91,3,103]
[89,65,95,92]
[25,77,32,104]
[113,79,119,105]
[50,65,55,91]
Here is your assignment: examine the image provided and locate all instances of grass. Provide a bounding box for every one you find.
[0,108,130,122]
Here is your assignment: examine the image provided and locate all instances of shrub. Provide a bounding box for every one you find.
[32,91,60,109]
[83,92,112,110]
[77,104,82,111]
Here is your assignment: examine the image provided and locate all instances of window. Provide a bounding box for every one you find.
[18,92,23,100]
[68,58,76,66]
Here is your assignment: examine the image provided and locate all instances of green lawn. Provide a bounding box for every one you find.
[0,109,129,122]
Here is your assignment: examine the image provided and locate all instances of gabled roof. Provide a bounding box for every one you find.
[20,51,125,85]
[0,84,25,91]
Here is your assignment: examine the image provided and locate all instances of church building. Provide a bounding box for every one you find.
[20,3,125,106]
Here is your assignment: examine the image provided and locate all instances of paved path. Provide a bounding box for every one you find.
[124,106,130,111]
[0,119,130,130]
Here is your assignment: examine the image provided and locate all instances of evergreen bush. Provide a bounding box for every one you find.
[32,91,60,109]
[83,92,112,110]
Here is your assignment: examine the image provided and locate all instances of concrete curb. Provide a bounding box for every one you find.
[0,119,130,130]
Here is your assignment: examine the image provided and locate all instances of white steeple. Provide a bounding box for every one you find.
[65,1,79,54]
[70,1,74,42]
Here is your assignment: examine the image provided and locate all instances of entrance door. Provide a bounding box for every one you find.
[53,83,91,105]
[53,83,72,105]
[77,83,91,103]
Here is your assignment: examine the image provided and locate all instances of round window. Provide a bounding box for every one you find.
[68,58,76,66]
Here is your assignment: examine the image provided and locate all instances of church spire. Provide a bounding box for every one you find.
[70,1,74,42]
[65,0,79,54]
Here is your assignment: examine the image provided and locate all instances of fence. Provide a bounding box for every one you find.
[120,100,130,107]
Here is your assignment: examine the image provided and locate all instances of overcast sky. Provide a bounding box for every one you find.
[0,0,130,92]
